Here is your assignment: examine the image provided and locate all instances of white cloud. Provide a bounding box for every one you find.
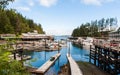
[39,0,58,7]
[16,7,30,11]
[81,0,101,6]
[81,0,115,6]
[28,0,34,6]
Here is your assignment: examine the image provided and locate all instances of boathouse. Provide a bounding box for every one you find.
[21,30,54,41]
[0,34,16,39]
[0,30,54,41]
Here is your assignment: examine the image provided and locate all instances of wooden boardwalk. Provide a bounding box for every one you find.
[35,53,61,74]
[67,54,83,75]
[89,45,120,75]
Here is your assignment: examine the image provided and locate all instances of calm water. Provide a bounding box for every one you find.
[25,36,90,75]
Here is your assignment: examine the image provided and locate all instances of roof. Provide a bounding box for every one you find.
[109,26,120,33]
[0,34,16,37]
[117,27,120,32]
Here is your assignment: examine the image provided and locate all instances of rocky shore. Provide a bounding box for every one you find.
[58,64,70,75]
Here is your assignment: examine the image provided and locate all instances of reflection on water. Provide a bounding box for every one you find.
[25,36,90,75]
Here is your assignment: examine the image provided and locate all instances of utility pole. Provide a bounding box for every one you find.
[68,41,70,57]
[58,40,60,53]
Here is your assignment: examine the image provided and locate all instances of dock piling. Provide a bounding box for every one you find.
[89,45,120,75]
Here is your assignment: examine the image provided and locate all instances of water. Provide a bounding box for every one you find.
[25,36,90,75]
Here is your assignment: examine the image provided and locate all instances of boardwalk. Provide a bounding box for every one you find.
[67,54,83,75]
[89,45,120,75]
[35,53,61,74]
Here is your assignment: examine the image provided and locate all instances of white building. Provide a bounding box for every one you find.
[109,27,120,40]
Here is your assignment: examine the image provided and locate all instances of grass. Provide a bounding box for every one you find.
[77,61,110,75]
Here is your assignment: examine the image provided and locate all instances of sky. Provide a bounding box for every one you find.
[8,0,120,35]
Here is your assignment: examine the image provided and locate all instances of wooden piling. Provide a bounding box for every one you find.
[89,45,120,75]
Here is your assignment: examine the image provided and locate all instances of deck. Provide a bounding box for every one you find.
[35,53,61,74]
[67,54,83,75]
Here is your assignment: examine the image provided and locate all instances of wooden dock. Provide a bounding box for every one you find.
[67,54,83,75]
[89,45,120,75]
[35,53,61,74]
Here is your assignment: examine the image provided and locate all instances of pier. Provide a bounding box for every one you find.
[34,53,61,74]
[89,45,120,75]
[67,54,83,75]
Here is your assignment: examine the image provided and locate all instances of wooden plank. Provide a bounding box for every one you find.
[67,54,83,75]
[35,53,61,74]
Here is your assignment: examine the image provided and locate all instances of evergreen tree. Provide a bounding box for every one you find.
[0,0,14,9]
[71,18,117,37]
[0,9,45,34]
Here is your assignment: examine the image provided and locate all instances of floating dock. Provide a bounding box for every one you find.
[35,53,61,74]
[67,54,83,75]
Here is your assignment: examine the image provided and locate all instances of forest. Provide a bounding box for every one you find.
[0,0,45,35]
[72,18,118,37]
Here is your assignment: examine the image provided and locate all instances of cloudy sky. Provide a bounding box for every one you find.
[8,0,120,35]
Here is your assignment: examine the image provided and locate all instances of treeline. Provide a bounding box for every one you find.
[72,18,117,37]
[0,1,33,75]
[0,8,45,34]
